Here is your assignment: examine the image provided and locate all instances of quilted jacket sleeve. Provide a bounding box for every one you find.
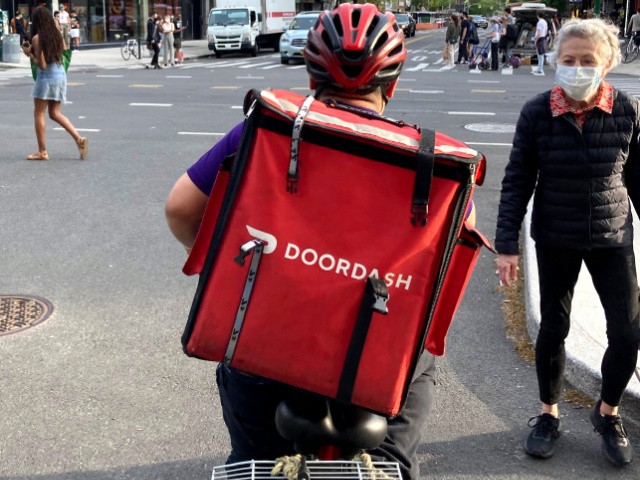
[495,102,540,255]
[624,98,640,217]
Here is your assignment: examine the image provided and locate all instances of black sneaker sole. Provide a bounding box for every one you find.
[523,442,556,459]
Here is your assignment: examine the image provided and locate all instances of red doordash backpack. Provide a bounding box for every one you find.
[182,89,494,416]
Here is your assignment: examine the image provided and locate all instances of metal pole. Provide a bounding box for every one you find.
[137,0,141,59]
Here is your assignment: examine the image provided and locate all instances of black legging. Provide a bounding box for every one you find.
[490,41,499,70]
[150,42,160,65]
[535,245,640,407]
[457,39,469,63]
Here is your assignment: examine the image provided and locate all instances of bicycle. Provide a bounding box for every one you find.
[622,34,640,64]
[120,33,140,61]
[211,395,402,480]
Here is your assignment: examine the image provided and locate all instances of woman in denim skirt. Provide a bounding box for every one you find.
[21,6,87,161]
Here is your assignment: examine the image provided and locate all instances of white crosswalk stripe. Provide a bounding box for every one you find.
[608,78,640,98]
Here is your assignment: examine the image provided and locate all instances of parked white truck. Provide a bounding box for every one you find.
[207,0,296,57]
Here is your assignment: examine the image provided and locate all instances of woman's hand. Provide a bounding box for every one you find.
[497,253,519,287]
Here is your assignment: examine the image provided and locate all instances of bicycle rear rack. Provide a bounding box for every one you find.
[211,460,402,480]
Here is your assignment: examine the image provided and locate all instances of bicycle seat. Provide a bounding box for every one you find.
[275,393,387,458]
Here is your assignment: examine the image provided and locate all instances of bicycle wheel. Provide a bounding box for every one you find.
[623,42,638,63]
[121,42,131,61]
[131,40,139,59]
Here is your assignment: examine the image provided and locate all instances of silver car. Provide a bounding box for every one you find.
[279,11,321,64]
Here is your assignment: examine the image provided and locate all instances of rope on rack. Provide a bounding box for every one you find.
[352,453,394,480]
[272,454,303,480]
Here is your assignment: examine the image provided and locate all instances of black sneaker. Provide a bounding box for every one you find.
[590,400,633,466]
[524,413,560,458]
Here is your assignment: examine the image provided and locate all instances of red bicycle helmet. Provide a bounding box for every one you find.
[304,3,407,98]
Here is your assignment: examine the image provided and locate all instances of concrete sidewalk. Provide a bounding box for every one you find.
[0,38,214,72]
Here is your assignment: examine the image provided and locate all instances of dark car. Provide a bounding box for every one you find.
[471,15,488,29]
[394,13,416,37]
[511,3,557,59]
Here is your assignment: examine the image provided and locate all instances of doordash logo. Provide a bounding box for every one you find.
[245,225,413,291]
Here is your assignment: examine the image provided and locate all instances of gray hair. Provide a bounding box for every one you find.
[553,18,621,69]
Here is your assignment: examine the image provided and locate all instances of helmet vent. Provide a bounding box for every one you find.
[366,16,379,37]
[332,15,343,36]
[389,43,403,57]
[372,32,389,52]
[341,65,363,78]
[342,49,362,61]
[321,30,333,48]
[306,41,320,55]
[351,9,361,28]
[308,60,328,74]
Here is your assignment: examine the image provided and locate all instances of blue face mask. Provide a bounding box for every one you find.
[555,64,602,101]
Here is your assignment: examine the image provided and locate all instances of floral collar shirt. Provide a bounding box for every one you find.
[550,82,614,129]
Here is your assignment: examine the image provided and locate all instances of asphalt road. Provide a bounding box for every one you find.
[2,32,640,479]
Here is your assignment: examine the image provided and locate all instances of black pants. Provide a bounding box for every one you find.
[150,42,160,65]
[216,353,436,480]
[490,42,499,70]
[535,245,640,406]
[457,40,468,62]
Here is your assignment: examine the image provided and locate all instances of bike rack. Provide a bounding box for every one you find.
[212,460,402,480]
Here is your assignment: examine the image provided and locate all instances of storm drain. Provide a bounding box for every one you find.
[0,295,54,336]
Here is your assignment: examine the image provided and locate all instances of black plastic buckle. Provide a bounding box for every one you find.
[369,277,389,315]
[286,174,299,194]
[411,203,428,227]
[233,239,263,266]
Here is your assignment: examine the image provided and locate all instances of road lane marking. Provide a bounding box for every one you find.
[448,111,496,115]
[129,102,173,107]
[129,84,163,88]
[231,106,243,109]
[97,74,123,78]
[471,89,507,93]
[468,80,500,83]
[166,75,192,78]
[288,65,306,69]
[67,82,85,86]
[54,127,100,132]
[409,90,444,94]
[237,75,265,79]
[178,132,226,136]
[404,63,429,71]
[262,64,283,69]
[239,62,272,68]
[205,60,251,68]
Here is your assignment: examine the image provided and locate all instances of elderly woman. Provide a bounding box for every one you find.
[496,18,640,466]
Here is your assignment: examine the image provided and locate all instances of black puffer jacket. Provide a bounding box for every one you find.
[496,88,640,254]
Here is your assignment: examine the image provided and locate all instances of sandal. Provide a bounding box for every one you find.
[27,151,49,161]
[77,137,88,160]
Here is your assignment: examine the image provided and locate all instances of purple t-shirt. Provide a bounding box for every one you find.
[187,122,245,195]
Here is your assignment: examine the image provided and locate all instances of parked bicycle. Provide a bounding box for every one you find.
[120,33,140,61]
[622,34,640,63]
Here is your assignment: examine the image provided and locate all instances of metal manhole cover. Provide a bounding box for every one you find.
[0,295,54,336]
[465,123,516,133]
